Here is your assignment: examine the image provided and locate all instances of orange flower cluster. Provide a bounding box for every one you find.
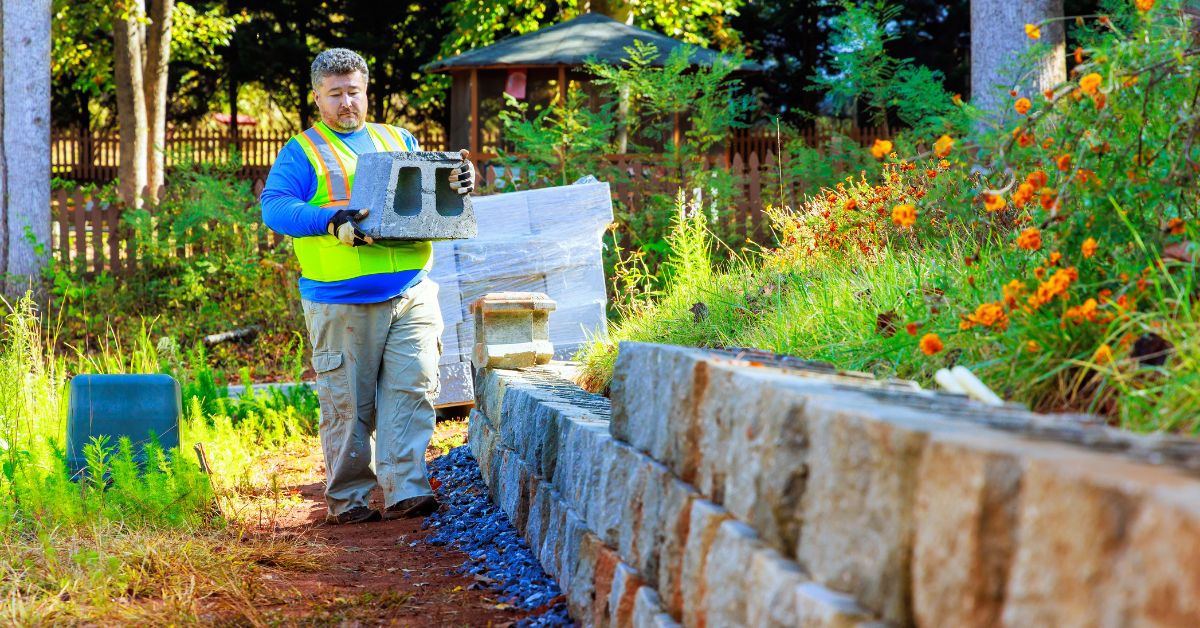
[920,333,944,355]
[1015,98,1032,115]
[1168,218,1185,235]
[1082,237,1098,258]
[962,302,1009,331]
[934,135,954,158]
[871,139,893,160]
[1028,267,1078,309]
[892,204,917,228]
[984,193,1007,212]
[1003,280,1025,307]
[1013,170,1050,208]
[1080,73,1102,95]
[1135,0,1154,12]
[1025,23,1041,39]
[1064,298,1100,324]
[1017,228,1043,251]
[1093,344,1114,364]
[1056,154,1073,171]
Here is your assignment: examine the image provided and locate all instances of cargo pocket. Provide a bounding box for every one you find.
[313,350,352,422]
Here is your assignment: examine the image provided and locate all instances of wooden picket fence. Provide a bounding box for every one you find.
[52,146,870,276]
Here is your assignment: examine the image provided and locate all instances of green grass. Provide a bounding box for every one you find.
[0,293,324,623]
[580,211,1200,434]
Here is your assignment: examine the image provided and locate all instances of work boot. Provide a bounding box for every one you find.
[382,495,440,520]
[325,505,382,525]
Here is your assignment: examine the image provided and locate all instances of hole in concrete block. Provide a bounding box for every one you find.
[435,166,467,217]
[391,167,422,217]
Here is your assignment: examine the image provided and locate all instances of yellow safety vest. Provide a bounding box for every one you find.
[290,121,432,283]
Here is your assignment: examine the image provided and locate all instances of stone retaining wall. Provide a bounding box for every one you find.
[467,341,1200,627]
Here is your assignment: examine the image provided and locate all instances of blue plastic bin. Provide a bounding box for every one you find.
[66,374,181,478]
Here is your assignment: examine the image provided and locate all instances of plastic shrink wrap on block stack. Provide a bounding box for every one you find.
[430,180,613,405]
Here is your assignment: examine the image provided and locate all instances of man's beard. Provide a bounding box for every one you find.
[332,112,360,132]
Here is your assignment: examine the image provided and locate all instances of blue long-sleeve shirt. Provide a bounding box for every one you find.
[261,124,425,304]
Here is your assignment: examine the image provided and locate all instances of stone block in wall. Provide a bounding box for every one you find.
[796,394,947,625]
[1002,446,1200,626]
[701,520,765,627]
[633,586,680,628]
[656,475,700,621]
[744,546,807,627]
[680,499,734,628]
[602,562,645,628]
[793,583,875,627]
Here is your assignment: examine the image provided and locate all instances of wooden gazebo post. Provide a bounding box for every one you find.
[469,68,479,156]
[557,65,567,104]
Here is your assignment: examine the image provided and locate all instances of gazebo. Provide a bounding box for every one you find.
[423,12,761,156]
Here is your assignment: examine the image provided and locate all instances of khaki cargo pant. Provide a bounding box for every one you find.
[302,279,443,516]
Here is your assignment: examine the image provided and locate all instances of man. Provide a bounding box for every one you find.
[261,48,474,524]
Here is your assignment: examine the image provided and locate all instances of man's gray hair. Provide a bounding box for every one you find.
[311,48,369,90]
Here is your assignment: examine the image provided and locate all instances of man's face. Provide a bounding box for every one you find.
[313,71,367,132]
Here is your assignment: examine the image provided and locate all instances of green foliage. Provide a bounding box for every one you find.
[585,0,1200,432]
[495,90,615,187]
[47,161,305,378]
[811,1,904,124]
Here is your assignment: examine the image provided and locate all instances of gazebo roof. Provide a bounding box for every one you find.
[424,12,761,72]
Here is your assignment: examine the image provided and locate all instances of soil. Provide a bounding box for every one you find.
[250,443,530,627]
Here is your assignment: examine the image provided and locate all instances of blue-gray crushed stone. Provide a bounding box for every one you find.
[424,446,573,627]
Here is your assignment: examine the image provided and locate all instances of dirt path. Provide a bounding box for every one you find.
[249,437,527,626]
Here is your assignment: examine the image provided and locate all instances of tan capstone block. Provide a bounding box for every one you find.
[471,292,556,369]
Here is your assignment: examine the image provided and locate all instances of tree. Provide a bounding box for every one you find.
[0,0,52,299]
[970,0,1065,114]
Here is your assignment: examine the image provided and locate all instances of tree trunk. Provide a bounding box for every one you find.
[0,0,52,300]
[970,0,1065,115]
[113,0,148,207]
[143,0,173,201]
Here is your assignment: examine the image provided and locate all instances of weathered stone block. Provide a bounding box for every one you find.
[567,528,604,622]
[632,586,680,628]
[471,292,556,370]
[701,520,763,627]
[603,561,644,628]
[348,150,477,240]
[912,431,1024,627]
[680,500,734,628]
[656,475,700,621]
[796,396,946,624]
[744,547,807,628]
[793,583,874,627]
[1002,449,1200,626]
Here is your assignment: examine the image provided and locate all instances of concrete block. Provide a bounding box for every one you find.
[471,292,556,369]
[349,150,476,240]
[680,500,733,628]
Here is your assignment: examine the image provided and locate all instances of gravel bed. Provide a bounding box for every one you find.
[425,446,572,627]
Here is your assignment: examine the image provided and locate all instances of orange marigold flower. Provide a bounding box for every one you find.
[952,93,963,106]
[1027,170,1049,190]
[870,139,893,160]
[1056,154,1073,171]
[1168,217,1185,235]
[934,134,955,158]
[1098,289,1113,303]
[905,322,919,336]
[1047,251,1062,266]
[892,204,917,229]
[1074,47,1084,64]
[1040,189,1058,211]
[920,333,944,356]
[1017,132,1035,148]
[1025,23,1041,39]
[1026,340,1042,353]
[1035,266,1046,279]
[1042,138,1055,149]
[1093,344,1113,364]
[1136,0,1154,11]
[1017,227,1043,251]
[1043,88,1056,101]
[844,198,858,211]
[1092,93,1107,111]
[1082,237,1098,258]
[926,169,938,179]
[1080,73,1103,95]
[1065,298,1100,324]
[938,159,951,170]
[984,193,1007,213]
[1015,98,1032,115]
[968,302,1010,330]
[1012,183,1035,208]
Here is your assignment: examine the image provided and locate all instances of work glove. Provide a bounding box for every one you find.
[449,149,475,195]
[327,208,374,247]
